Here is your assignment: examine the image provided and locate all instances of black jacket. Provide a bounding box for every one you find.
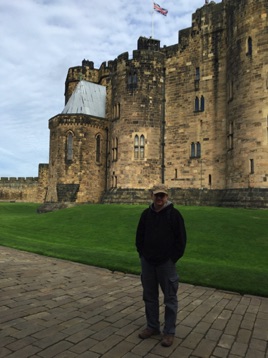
[136,203,187,265]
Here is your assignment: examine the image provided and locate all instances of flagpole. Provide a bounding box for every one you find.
[151,0,154,38]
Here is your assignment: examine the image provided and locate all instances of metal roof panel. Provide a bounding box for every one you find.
[62,80,106,118]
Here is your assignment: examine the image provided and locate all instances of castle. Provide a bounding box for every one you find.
[1,0,268,208]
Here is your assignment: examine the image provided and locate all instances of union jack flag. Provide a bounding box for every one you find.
[153,2,168,16]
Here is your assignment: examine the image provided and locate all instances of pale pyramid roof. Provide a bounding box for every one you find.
[62,80,106,118]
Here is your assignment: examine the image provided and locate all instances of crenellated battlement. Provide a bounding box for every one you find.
[0,177,38,183]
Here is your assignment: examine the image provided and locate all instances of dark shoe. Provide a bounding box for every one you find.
[161,334,174,347]
[138,327,160,339]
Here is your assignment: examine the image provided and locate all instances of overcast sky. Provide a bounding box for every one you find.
[0,0,220,177]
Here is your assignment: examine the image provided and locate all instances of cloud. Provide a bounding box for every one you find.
[0,0,220,177]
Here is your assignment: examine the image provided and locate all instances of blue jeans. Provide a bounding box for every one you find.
[140,257,179,335]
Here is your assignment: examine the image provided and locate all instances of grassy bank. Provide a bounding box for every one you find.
[0,202,267,297]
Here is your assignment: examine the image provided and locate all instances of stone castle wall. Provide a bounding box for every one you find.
[0,177,39,202]
[1,0,267,207]
[0,164,49,203]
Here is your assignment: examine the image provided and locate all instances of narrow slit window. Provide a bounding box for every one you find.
[112,137,118,161]
[249,159,254,174]
[191,142,195,157]
[208,174,212,187]
[196,142,201,157]
[247,37,252,56]
[96,134,101,163]
[195,97,199,112]
[195,67,200,81]
[134,135,139,159]
[67,132,73,161]
[200,96,205,111]
[140,135,145,159]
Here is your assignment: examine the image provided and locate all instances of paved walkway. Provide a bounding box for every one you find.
[0,247,267,358]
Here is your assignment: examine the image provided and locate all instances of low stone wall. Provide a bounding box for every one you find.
[0,177,40,202]
[102,188,268,209]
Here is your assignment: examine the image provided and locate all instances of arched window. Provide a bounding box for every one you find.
[112,137,118,161]
[96,134,101,163]
[195,97,199,112]
[66,132,73,161]
[134,135,139,159]
[190,142,201,158]
[127,70,138,90]
[194,96,205,112]
[208,174,212,187]
[134,134,145,159]
[200,96,205,111]
[196,142,201,157]
[140,135,145,159]
[112,172,117,188]
[249,159,254,174]
[191,142,195,157]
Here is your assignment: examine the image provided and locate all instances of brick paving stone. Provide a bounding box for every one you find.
[101,341,136,358]
[36,340,74,358]
[192,338,217,357]
[122,353,142,358]
[69,338,99,354]
[205,328,222,341]
[170,346,192,358]
[192,321,211,334]
[236,328,252,344]
[249,338,267,351]
[245,349,266,358]
[230,342,248,357]
[218,334,236,349]
[1,246,268,358]
[74,350,100,358]
[6,337,37,352]
[213,346,229,358]
[3,344,42,358]
[0,347,12,357]
[131,338,160,356]
[180,332,203,349]
[90,334,123,354]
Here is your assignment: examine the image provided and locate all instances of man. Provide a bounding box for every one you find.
[136,184,187,347]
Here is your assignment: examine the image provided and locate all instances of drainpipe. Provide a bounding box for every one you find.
[161,67,166,184]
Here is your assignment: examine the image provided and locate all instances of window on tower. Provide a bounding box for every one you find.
[194,96,205,112]
[247,37,252,57]
[134,134,145,160]
[190,142,201,158]
[66,132,74,161]
[112,137,118,161]
[194,67,200,90]
[127,70,138,90]
[96,134,101,164]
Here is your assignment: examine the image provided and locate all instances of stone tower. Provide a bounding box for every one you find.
[108,37,166,190]
[224,0,268,188]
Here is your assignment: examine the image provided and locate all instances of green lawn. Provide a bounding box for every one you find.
[0,202,267,297]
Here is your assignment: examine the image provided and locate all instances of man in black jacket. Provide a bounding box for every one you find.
[136,184,187,347]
